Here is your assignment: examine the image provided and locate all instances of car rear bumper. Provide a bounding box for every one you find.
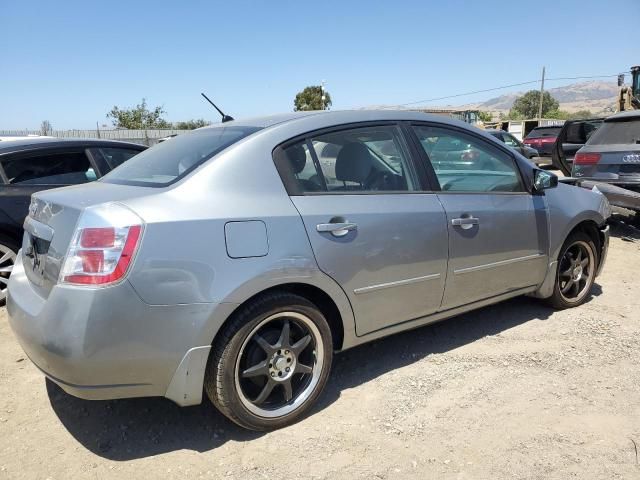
[7,252,230,405]
[578,180,640,211]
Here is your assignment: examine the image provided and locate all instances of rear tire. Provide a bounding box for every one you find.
[545,231,598,310]
[204,292,333,431]
[0,235,19,305]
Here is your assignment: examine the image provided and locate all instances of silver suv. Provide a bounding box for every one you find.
[8,111,610,430]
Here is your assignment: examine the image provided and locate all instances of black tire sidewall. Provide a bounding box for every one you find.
[208,293,333,431]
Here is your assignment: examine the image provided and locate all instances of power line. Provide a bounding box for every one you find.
[397,74,622,106]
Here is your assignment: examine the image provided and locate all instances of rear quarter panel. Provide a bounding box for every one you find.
[120,129,357,348]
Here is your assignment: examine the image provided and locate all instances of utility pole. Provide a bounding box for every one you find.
[321,80,326,111]
[537,66,546,122]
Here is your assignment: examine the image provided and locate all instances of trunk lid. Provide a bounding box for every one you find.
[22,181,153,298]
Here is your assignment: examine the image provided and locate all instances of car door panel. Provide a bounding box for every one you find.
[410,124,549,310]
[291,194,448,335]
[436,193,548,309]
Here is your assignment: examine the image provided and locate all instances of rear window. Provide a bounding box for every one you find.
[102,126,260,187]
[587,120,640,145]
[526,127,561,138]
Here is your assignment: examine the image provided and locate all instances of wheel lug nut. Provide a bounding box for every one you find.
[285,367,290,372]
[285,350,290,354]
[287,358,292,363]
[278,372,282,377]
[270,372,275,377]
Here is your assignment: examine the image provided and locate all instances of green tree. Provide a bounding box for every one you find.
[294,86,332,111]
[509,90,560,119]
[477,111,493,122]
[107,98,171,129]
[173,119,210,130]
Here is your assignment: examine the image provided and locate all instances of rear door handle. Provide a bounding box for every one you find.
[316,222,358,237]
[451,216,479,229]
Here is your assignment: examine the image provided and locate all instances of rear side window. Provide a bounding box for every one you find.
[526,127,561,138]
[275,125,420,194]
[413,125,523,193]
[1,150,95,185]
[102,126,260,187]
[565,120,603,144]
[89,147,141,170]
[587,120,640,145]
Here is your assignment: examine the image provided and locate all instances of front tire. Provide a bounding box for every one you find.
[546,231,598,309]
[205,292,333,431]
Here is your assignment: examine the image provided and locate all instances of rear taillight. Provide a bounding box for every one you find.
[574,152,601,165]
[60,204,144,286]
[540,137,556,144]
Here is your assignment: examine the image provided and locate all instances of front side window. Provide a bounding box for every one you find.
[102,126,260,187]
[413,125,523,193]
[277,125,419,194]
[2,150,94,185]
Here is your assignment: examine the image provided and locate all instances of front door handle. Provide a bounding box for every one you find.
[451,216,479,230]
[316,222,358,237]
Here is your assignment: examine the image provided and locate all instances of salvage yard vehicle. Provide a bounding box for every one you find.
[523,125,562,157]
[551,117,604,174]
[0,138,145,302]
[556,111,640,212]
[7,111,610,431]
[485,129,539,160]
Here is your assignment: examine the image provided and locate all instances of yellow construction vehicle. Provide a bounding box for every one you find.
[617,65,640,111]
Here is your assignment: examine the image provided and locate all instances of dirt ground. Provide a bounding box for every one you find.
[1,214,639,480]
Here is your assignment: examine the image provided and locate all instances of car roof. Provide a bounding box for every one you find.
[604,110,640,122]
[0,137,147,154]
[197,109,475,132]
[530,125,561,130]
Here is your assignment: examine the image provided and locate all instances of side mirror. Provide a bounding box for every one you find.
[533,169,558,192]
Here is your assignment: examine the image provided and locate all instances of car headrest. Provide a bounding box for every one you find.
[335,143,373,184]
[286,144,307,174]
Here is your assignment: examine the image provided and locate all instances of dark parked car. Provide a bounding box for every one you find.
[551,118,604,175]
[523,126,563,157]
[0,138,145,301]
[485,129,539,160]
[566,111,640,211]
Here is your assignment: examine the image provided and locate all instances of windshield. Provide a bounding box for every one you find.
[102,126,260,187]
[526,127,561,138]
[587,120,640,145]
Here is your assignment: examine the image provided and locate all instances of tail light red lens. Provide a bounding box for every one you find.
[60,204,144,286]
[574,152,601,165]
[80,227,115,248]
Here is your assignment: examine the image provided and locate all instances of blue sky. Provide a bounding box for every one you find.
[1,0,638,129]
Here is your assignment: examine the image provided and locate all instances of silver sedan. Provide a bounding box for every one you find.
[8,110,610,430]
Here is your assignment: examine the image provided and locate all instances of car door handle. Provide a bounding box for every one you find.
[316,222,358,237]
[451,217,479,228]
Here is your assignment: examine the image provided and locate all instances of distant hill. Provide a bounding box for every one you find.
[464,81,619,115]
